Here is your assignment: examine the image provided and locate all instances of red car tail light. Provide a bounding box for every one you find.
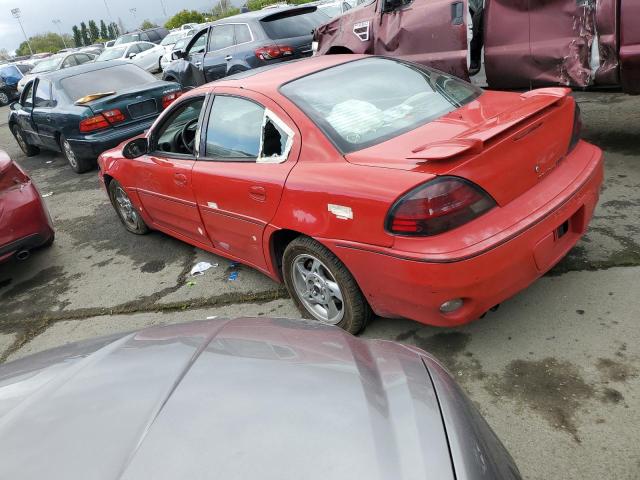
[162,91,182,109]
[255,45,294,61]
[79,109,126,133]
[568,102,582,153]
[0,162,29,192]
[386,177,496,236]
[102,108,126,124]
[80,114,110,132]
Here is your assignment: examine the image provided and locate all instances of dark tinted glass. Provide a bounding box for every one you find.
[260,9,329,39]
[34,80,52,107]
[62,55,78,68]
[60,64,155,102]
[205,96,264,159]
[146,30,161,42]
[234,24,252,44]
[209,25,234,51]
[75,54,93,64]
[22,83,33,107]
[138,42,154,52]
[280,57,481,153]
[140,32,150,42]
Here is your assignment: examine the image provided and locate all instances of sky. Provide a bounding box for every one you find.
[0,0,238,52]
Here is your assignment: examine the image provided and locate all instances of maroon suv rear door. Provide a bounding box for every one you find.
[374,0,469,79]
[620,0,640,94]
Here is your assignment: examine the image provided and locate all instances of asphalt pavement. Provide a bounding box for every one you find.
[0,90,639,480]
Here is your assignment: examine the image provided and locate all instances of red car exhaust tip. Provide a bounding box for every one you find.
[15,250,30,261]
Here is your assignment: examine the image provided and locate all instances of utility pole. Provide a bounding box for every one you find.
[11,8,33,55]
[159,0,167,17]
[103,0,115,22]
[52,19,68,48]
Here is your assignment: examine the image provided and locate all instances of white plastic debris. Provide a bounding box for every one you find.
[190,261,217,276]
[41,192,53,197]
[206,315,218,320]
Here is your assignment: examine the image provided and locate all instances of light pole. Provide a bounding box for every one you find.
[159,0,167,17]
[11,8,33,55]
[52,19,68,49]
[129,7,137,29]
[103,0,114,22]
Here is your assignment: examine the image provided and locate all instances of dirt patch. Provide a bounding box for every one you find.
[395,330,486,382]
[486,357,595,443]
[0,266,80,332]
[54,208,195,268]
[141,260,166,273]
[601,387,624,404]
[596,358,638,383]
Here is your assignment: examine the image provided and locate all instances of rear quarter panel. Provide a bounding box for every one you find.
[269,94,431,249]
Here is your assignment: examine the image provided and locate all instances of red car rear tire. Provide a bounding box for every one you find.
[283,236,372,334]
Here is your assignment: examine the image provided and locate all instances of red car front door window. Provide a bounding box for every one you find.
[135,96,212,247]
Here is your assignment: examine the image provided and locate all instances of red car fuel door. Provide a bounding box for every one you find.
[192,87,301,271]
[134,95,212,247]
[374,0,469,79]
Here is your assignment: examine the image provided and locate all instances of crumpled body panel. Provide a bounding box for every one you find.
[163,59,206,89]
[485,0,620,90]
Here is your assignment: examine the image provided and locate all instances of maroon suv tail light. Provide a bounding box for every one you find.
[568,102,582,153]
[386,177,496,236]
[255,45,294,61]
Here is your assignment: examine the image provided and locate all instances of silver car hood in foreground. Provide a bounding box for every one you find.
[0,317,455,480]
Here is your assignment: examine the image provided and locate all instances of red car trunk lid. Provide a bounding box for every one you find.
[346,88,575,206]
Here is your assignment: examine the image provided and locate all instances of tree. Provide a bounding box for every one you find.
[80,22,90,46]
[164,10,206,29]
[88,20,100,43]
[210,0,240,19]
[0,49,10,61]
[15,32,71,56]
[140,20,157,29]
[100,20,109,40]
[111,22,120,37]
[72,25,82,47]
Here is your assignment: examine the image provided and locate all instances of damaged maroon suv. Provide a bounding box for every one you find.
[314,0,640,94]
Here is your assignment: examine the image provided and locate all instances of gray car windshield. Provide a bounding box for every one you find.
[280,57,481,153]
[60,64,155,102]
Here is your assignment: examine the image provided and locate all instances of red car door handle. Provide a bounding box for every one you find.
[174,173,188,186]
[249,185,266,202]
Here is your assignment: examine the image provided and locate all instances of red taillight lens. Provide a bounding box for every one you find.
[0,163,29,192]
[386,177,496,236]
[162,91,182,109]
[255,45,294,61]
[79,114,110,132]
[568,102,582,152]
[102,108,126,124]
[79,108,126,132]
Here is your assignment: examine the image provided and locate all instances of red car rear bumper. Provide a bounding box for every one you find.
[0,182,54,262]
[323,141,604,327]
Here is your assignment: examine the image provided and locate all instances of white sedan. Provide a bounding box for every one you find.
[95,41,165,73]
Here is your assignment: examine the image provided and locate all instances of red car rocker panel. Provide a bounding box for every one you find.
[99,55,603,333]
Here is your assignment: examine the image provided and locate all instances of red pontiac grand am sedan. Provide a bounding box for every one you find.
[0,149,54,262]
[98,55,603,333]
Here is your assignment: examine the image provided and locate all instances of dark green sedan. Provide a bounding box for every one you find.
[8,60,182,173]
